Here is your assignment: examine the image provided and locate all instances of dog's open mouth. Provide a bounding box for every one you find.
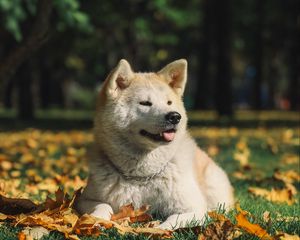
[140,129,176,142]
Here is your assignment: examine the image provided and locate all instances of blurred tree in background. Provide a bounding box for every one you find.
[0,0,299,120]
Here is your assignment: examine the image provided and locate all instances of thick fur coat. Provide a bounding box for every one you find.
[75,59,234,229]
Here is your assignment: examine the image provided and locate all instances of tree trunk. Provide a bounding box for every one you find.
[3,79,14,109]
[17,63,34,120]
[195,0,214,109]
[215,0,233,116]
[0,0,53,103]
[253,0,265,109]
[287,0,300,110]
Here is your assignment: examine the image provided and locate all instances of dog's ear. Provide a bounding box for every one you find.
[105,59,134,98]
[158,59,187,96]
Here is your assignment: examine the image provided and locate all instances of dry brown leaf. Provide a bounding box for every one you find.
[248,186,296,205]
[74,213,172,238]
[207,145,219,157]
[263,211,271,224]
[235,202,249,215]
[274,170,300,184]
[0,194,38,215]
[111,204,152,223]
[26,138,38,149]
[236,139,248,151]
[197,211,242,240]
[267,137,279,154]
[143,220,161,228]
[233,139,251,167]
[232,171,248,180]
[132,227,173,238]
[0,160,13,171]
[18,232,27,240]
[44,188,65,210]
[0,213,7,220]
[198,219,239,240]
[22,226,49,240]
[280,154,299,165]
[275,215,300,222]
[281,129,294,143]
[208,211,228,221]
[236,210,273,239]
[277,232,300,240]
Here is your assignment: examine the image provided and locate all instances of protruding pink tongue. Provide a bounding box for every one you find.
[162,131,175,142]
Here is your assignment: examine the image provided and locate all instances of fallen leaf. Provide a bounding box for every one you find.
[198,219,240,240]
[18,232,27,240]
[276,232,300,240]
[207,145,219,157]
[236,210,273,239]
[235,202,249,215]
[267,137,279,154]
[22,226,49,240]
[274,170,300,184]
[234,139,251,167]
[0,213,7,220]
[248,187,297,205]
[0,161,13,171]
[232,171,248,180]
[281,129,294,144]
[275,215,300,222]
[263,211,271,224]
[111,204,152,223]
[280,154,299,165]
[208,211,228,221]
[44,188,65,210]
[0,195,38,215]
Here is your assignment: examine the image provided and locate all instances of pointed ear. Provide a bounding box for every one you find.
[105,59,134,98]
[158,59,187,96]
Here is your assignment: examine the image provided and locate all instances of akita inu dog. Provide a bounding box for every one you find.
[75,59,234,229]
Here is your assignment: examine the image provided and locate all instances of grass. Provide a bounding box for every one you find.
[0,115,299,239]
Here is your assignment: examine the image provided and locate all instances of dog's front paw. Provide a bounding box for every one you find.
[157,221,175,230]
[90,203,113,220]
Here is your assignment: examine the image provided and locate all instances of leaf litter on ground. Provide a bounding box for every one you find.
[0,128,299,239]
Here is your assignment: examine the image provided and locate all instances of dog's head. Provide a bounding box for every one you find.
[95,59,188,150]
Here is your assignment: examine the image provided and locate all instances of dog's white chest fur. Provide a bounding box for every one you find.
[82,134,206,218]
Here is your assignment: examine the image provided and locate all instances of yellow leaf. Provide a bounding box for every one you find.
[26,138,38,149]
[277,232,300,240]
[232,171,248,180]
[207,145,219,157]
[266,137,278,154]
[208,211,228,221]
[236,211,273,239]
[248,187,296,205]
[0,161,13,171]
[274,170,300,184]
[0,213,7,220]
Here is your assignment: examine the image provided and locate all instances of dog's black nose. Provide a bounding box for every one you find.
[165,111,181,124]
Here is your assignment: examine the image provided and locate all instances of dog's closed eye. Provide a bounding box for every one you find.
[139,101,152,106]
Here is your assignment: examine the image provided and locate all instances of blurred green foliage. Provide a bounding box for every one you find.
[0,0,298,114]
[0,0,92,41]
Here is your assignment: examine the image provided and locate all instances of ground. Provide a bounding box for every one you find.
[0,111,299,239]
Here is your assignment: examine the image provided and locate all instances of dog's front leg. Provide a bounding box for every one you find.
[158,212,205,230]
[76,199,113,220]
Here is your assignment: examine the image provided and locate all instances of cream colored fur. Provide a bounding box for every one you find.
[75,59,234,229]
